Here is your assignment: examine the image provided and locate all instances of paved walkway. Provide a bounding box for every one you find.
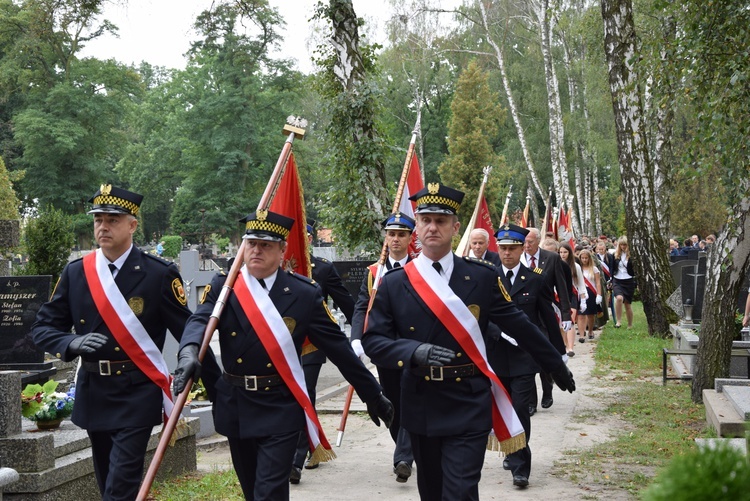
[196,332,619,500]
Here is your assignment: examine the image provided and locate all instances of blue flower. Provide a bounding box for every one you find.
[56,400,66,410]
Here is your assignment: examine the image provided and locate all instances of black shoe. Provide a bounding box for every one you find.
[394,461,412,483]
[304,461,319,470]
[528,406,537,416]
[541,396,553,409]
[513,475,529,488]
[289,466,302,484]
[503,458,511,470]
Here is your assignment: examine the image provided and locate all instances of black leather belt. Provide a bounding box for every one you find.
[82,359,137,376]
[412,363,477,381]
[222,372,284,391]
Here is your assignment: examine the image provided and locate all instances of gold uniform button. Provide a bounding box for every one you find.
[116,370,122,375]
[264,387,270,391]
[409,326,415,331]
[114,347,121,352]
[456,352,462,358]
[56,353,62,358]
[424,376,430,381]
[79,319,86,325]
[237,358,243,364]
[266,363,273,368]
[397,361,404,367]
[455,377,462,382]
[231,331,237,337]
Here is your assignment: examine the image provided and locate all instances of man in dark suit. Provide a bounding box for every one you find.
[488,224,566,488]
[173,210,393,500]
[468,228,501,266]
[351,213,415,483]
[362,184,575,501]
[31,185,204,500]
[523,227,571,414]
[289,219,357,482]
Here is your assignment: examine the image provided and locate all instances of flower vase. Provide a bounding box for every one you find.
[36,418,63,430]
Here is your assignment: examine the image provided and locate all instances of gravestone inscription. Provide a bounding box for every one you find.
[333,261,371,299]
[0,275,51,366]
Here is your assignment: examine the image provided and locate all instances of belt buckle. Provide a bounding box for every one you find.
[244,375,258,391]
[99,360,111,376]
[430,366,444,381]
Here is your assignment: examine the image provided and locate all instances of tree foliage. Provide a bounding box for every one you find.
[437,60,506,230]
[0,156,20,219]
[22,205,74,282]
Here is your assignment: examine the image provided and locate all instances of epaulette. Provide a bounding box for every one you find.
[384,266,406,275]
[463,255,497,271]
[69,256,84,264]
[533,267,543,274]
[142,252,172,267]
[287,270,317,286]
[318,257,330,263]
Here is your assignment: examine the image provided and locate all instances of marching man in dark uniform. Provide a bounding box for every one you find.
[173,210,393,500]
[487,224,567,488]
[290,219,356,483]
[351,212,416,483]
[31,185,196,501]
[362,183,575,501]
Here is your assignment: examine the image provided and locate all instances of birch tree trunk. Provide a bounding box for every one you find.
[692,189,750,402]
[477,1,546,201]
[601,0,677,335]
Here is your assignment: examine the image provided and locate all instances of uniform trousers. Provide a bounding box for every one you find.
[410,428,488,501]
[229,431,299,500]
[499,373,535,478]
[377,366,413,466]
[88,426,152,501]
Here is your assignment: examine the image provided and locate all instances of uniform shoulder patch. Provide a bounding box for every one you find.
[464,256,498,271]
[171,278,187,305]
[534,267,543,274]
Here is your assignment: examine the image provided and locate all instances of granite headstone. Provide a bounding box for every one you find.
[332,261,372,299]
[0,276,51,366]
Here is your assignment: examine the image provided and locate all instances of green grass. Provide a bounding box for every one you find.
[153,302,721,499]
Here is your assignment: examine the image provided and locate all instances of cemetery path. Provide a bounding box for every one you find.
[197,330,635,500]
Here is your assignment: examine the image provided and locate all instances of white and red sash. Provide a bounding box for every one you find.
[82,250,174,418]
[583,272,599,296]
[232,268,335,465]
[403,256,526,454]
[598,255,612,280]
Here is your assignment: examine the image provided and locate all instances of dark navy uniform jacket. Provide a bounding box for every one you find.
[487,263,565,377]
[362,255,564,436]
[179,268,382,439]
[31,248,191,431]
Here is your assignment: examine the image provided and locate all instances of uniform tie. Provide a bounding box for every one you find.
[432,261,442,274]
[506,269,514,285]
[529,255,536,269]
[393,261,401,268]
[108,263,117,277]
[258,278,267,292]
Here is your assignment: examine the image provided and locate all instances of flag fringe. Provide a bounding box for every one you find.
[306,443,337,468]
[486,431,527,456]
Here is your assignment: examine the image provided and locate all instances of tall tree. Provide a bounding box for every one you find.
[437,60,506,230]
[313,0,391,251]
[601,0,677,334]
[0,156,20,219]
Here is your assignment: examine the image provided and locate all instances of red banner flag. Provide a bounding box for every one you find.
[545,208,558,240]
[558,206,575,249]
[521,198,530,228]
[269,152,311,277]
[397,153,424,258]
[477,197,497,252]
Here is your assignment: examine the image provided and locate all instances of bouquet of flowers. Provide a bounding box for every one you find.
[21,380,75,422]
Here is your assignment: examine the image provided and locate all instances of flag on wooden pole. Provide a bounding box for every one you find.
[269,152,311,277]
[477,196,497,252]
[521,196,531,228]
[397,153,424,258]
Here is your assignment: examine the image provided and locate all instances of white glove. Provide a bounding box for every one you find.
[561,320,572,331]
[500,332,519,347]
[580,301,587,313]
[596,294,603,305]
[351,339,366,361]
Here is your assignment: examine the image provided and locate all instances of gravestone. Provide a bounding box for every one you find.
[681,256,707,322]
[0,276,51,368]
[332,261,371,299]
[670,259,697,290]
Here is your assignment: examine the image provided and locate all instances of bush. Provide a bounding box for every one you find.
[162,235,182,258]
[641,441,750,501]
[23,205,74,282]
